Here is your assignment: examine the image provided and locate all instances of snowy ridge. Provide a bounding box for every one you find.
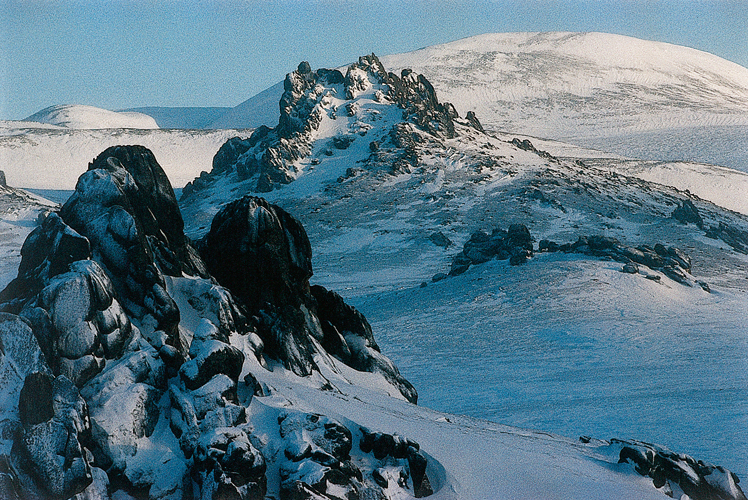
[180,54,748,488]
[21,104,159,129]
[379,32,748,139]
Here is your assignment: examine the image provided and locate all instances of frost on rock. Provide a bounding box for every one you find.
[0,145,429,499]
[200,195,417,402]
[182,54,476,198]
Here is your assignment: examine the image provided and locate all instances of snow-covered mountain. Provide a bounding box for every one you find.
[179,54,748,495]
[21,104,160,130]
[230,32,748,171]
[0,36,747,500]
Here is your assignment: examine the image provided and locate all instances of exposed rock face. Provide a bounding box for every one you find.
[615,439,747,500]
[182,54,466,197]
[0,146,424,499]
[201,195,417,402]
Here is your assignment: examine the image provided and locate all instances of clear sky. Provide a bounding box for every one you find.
[2,0,747,120]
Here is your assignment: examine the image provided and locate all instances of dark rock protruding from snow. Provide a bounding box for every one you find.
[183,54,464,197]
[706,222,748,254]
[447,224,534,276]
[359,427,433,498]
[615,439,747,500]
[201,195,417,402]
[311,285,417,403]
[672,199,704,228]
[539,235,697,287]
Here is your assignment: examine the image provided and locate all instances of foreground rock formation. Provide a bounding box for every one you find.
[0,145,426,500]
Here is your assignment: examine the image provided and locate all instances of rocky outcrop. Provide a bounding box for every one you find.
[200,195,417,403]
[615,439,747,500]
[0,145,425,499]
[183,54,467,197]
[706,222,748,254]
[672,199,704,228]
[539,235,698,287]
[444,224,534,278]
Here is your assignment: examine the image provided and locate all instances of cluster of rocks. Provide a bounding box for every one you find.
[672,199,748,255]
[432,224,533,281]
[431,222,703,289]
[539,235,700,288]
[0,146,427,500]
[183,54,484,197]
[614,439,747,500]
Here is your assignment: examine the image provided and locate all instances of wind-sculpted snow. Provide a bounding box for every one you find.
[0,145,436,499]
[179,54,748,490]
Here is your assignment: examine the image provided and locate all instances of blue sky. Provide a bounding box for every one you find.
[2,0,747,120]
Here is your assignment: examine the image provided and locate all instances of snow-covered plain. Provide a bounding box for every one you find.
[0,125,246,189]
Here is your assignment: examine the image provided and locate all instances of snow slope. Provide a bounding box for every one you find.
[0,125,246,189]
[121,106,232,129]
[21,104,159,129]
[180,55,748,484]
[379,32,748,139]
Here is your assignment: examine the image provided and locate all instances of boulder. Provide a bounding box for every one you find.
[16,373,93,500]
[671,199,703,227]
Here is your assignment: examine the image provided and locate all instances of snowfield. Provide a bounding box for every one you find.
[0,125,246,189]
[1,33,747,499]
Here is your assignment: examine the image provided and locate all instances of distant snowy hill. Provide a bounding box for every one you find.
[22,104,159,129]
[231,32,748,170]
[379,32,748,139]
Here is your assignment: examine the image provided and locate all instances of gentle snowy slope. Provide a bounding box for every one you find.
[0,126,245,189]
[379,32,748,138]
[22,104,159,129]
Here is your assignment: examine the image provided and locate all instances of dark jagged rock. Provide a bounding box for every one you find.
[183,54,464,197]
[445,224,534,277]
[465,111,485,132]
[706,222,748,254]
[15,373,93,500]
[616,439,747,500]
[541,234,697,287]
[201,195,417,402]
[192,428,266,500]
[359,427,433,498]
[672,199,704,228]
[311,285,417,403]
[511,138,556,160]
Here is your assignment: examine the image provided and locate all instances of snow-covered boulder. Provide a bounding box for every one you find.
[200,195,417,402]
